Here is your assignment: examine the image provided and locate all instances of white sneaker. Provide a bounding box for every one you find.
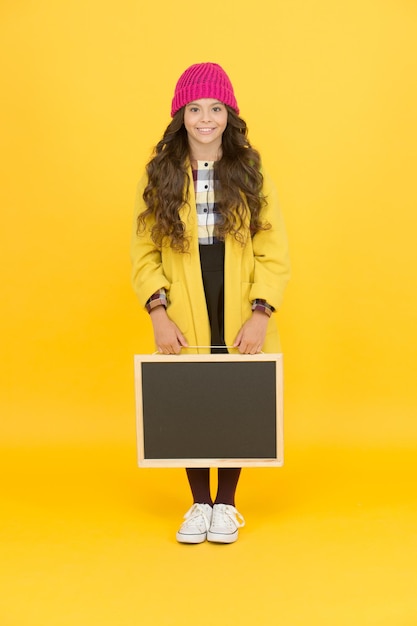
[207,504,245,543]
[176,503,213,544]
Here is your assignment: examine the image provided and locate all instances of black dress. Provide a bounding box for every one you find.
[199,242,228,355]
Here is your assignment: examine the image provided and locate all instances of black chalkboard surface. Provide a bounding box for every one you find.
[134,353,283,467]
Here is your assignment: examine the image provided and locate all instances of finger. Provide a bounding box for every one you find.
[168,337,183,354]
[177,332,188,348]
[238,341,247,354]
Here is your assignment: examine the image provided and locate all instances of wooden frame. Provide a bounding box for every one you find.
[134,352,283,468]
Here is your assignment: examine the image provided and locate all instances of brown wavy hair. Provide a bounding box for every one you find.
[137,107,269,252]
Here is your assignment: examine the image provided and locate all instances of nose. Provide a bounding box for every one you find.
[200,108,213,122]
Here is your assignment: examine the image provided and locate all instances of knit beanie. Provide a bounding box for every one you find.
[171,62,239,117]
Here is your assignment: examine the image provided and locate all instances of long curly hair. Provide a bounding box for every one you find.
[137,107,269,252]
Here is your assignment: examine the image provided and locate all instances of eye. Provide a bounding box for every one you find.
[213,106,223,112]
[189,106,199,113]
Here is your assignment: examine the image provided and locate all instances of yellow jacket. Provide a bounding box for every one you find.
[131,167,290,353]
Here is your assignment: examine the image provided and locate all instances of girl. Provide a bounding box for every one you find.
[131,63,290,543]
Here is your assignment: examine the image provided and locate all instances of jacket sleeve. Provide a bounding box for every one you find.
[248,170,290,310]
[130,173,171,308]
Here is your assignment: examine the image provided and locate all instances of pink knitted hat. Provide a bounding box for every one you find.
[171,63,239,117]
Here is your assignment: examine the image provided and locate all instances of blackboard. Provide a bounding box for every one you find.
[134,353,283,467]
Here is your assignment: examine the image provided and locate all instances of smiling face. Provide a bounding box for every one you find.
[183,98,228,160]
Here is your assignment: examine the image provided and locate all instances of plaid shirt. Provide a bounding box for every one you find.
[146,161,274,317]
[193,160,221,245]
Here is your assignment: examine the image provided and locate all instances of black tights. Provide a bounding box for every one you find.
[186,468,241,507]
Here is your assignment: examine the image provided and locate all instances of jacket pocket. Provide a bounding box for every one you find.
[167,281,189,335]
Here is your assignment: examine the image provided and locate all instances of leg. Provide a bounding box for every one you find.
[186,468,213,505]
[176,469,213,544]
[208,469,245,543]
[214,468,241,506]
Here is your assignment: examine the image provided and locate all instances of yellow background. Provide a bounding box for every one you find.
[1,1,417,624]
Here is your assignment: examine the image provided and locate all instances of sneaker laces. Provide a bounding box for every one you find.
[212,504,245,529]
[183,503,212,531]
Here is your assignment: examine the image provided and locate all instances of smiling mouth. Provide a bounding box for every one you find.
[197,128,215,133]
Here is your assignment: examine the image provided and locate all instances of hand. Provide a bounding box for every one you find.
[233,310,269,354]
[149,306,188,354]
